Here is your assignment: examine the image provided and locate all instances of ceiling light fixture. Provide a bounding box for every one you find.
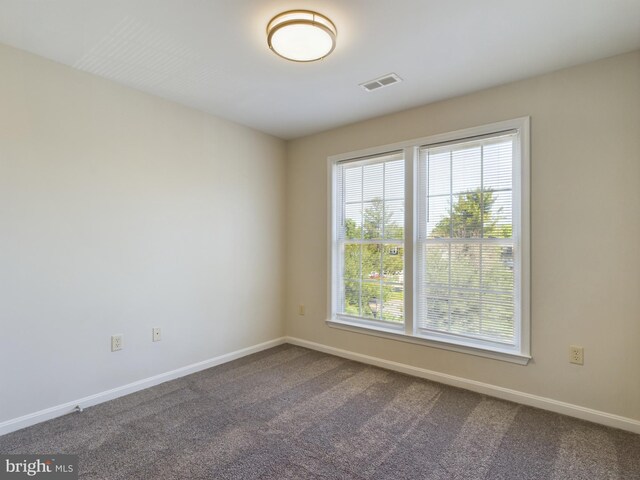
[267,10,337,62]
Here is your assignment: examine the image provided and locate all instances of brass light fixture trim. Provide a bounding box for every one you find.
[266,10,337,62]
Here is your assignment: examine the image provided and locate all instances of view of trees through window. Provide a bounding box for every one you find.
[338,157,404,322]
[418,137,516,344]
[334,123,526,354]
[338,136,516,345]
[342,198,404,322]
[419,189,515,343]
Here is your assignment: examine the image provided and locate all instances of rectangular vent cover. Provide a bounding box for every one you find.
[359,73,402,92]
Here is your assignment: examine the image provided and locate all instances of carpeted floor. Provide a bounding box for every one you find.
[1,344,639,479]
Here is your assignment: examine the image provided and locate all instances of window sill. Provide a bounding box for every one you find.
[326,318,531,365]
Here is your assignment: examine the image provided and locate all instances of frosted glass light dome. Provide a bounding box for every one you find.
[267,10,337,62]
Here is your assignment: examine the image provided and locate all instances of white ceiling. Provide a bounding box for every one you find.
[1,0,639,139]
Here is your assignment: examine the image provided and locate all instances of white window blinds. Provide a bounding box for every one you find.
[336,152,405,324]
[416,132,519,346]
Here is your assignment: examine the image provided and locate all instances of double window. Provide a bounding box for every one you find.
[329,118,530,363]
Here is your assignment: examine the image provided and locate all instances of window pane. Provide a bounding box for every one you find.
[381,245,405,323]
[422,294,449,331]
[451,192,483,238]
[481,293,515,343]
[344,166,363,203]
[363,201,383,239]
[352,245,406,324]
[342,280,360,316]
[482,245,514,292]
[361,281,381,319]
[450,291,481,336]
[452,145,481,194]
[382,245,404,284]
[343,244,361,281]
[424,244,449,286]
[384,199,404,239]
[426,195,451,238]
[428,151,450,197]
[363,163,383,201]
[483,140,512,191]
[385,159,404,200]
[344,203,362,240]
[450,244,480,289]
[484,190,512,238]
[362,244,381,282]
[381,284,403,323]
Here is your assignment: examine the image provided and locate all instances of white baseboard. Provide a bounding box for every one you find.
[0,337,286,437]
[286,336,640,434]
[4,336,638,437]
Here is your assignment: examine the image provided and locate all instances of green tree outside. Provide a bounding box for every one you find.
[343,198,403,321]
[342,189,514,340]
[424,189,514,341]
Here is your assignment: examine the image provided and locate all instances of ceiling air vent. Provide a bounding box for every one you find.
[359,73,403,92]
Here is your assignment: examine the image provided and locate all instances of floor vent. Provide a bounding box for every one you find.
[359,73,402,92]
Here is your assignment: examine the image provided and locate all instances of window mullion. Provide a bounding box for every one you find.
[448,150,453,332]
[404,146,414,335]
[359,165,364,317]
[381,162,385,321]
[358,244,363,317]
[379,244,383,321]
[479,144,484,336]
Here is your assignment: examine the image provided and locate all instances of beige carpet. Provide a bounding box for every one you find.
[1,344,639,479]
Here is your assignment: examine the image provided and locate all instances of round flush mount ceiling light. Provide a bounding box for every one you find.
[267,10,337,62]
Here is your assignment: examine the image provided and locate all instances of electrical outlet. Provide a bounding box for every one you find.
[298,304,305,316]
[111,335,123,352]
[569,345,584,365]
[152,327,162,342]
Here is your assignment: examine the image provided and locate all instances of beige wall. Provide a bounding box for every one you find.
[0,43,286,423]
[285,51,640,421]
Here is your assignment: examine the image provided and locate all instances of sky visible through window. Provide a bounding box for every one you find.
[425,139,512,239]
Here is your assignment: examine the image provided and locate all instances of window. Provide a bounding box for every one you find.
[329,118,530,363]
[335,152,405,324]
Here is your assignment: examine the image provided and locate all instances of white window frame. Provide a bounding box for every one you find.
[327,117,530,365]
